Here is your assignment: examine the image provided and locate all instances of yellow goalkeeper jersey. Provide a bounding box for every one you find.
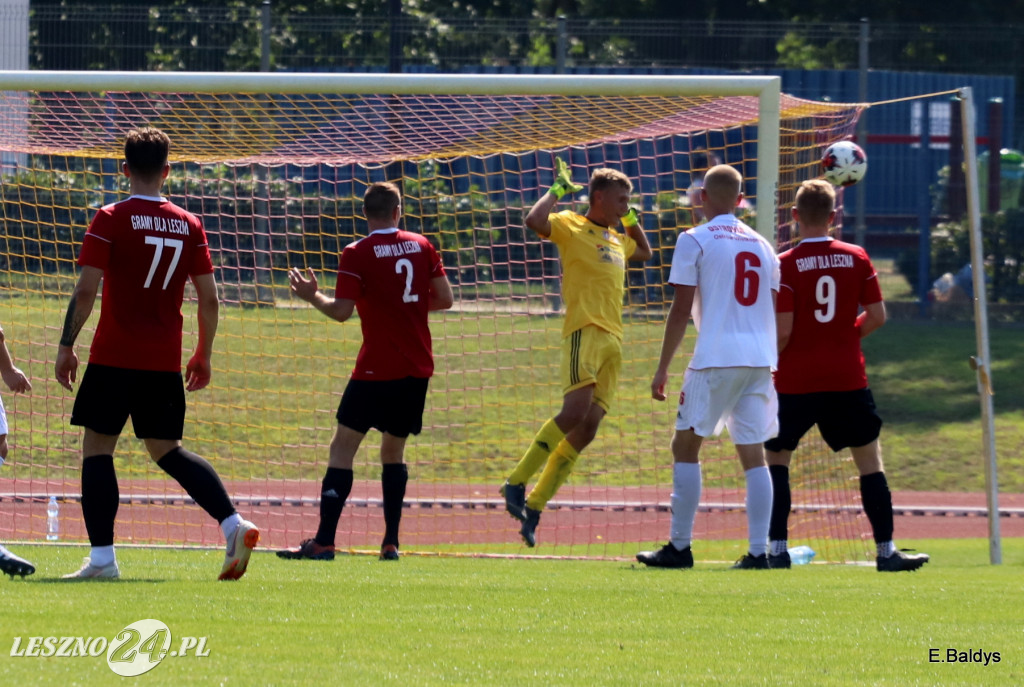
[548,210,637,340]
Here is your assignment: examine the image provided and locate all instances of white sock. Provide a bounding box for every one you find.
[90,545,115,568]
[669,462,702,551]
[744,466,772,557]
[877,540,897,558]
[220,513,242,542]
[770,540,788,556]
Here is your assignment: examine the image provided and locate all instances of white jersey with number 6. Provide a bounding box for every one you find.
[668,213,779,370]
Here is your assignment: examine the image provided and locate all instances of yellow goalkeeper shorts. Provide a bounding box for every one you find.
[560,325,622,412]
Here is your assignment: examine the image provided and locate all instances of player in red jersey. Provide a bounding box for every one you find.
[277,181,453,562]
[765,179,928,572]
[55,127,259,580]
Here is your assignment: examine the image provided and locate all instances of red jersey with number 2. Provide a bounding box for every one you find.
[335,229,446,381]
[77,195,214,373]
[775,237,882,394]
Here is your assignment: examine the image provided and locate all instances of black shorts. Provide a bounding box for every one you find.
[70,364,186,440]
[764,388,882,453]
[336,376,430,438]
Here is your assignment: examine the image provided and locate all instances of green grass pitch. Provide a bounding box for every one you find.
[1,539,1021,686]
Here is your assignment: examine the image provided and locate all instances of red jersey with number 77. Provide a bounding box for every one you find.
[774,237,882,394]
[334,228,446,381]
[77,195,214,373]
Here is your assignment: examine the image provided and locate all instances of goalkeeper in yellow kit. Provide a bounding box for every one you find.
[501,159,652,546]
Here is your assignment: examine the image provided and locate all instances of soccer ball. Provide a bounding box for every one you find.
[821,140,867,187]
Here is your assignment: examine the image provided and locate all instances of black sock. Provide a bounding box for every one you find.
[157,447,235,523]
[381,463,408,548]
[860,471,894,544]
[81,454,119,547]
[768,464,791,543]
[315,468,353,547]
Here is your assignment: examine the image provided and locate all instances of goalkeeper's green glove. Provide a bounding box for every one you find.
[548,158,584,200]
[621,208,640,229]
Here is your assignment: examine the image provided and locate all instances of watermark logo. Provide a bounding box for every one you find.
[107,619,172,677]
[10,619,209,677]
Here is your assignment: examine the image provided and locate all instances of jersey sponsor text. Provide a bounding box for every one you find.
[795,253,855,272]
[372,241,423,259]
[130,215,191,235]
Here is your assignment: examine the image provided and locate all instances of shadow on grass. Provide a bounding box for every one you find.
[26,577,167,584]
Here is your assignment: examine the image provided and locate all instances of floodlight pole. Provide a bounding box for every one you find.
[959,86,1002,565]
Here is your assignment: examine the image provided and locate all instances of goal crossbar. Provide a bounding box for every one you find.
[0,70,781,241]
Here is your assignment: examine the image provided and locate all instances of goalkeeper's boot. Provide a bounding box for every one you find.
[276,538,336,561]
[62,557,119,580]
[636,542,693,569]
[379,544,400,561]
[730,552,770,570]
[219,519,260,581]
[876,549,930,572]
[499,481,526,522]
[520,507,542,548]
[768,550,792,569]
[0,545,35,578]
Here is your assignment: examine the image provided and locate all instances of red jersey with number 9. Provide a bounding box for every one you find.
[77,196,214,372]
[774,237,882,394]
[334,228,446,381]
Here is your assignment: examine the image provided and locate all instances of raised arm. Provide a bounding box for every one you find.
[621,209,653,262]
[55,265,103,391]
[526,158,584,238]
[524,192,557,238]
[651,284,696,401]
[288,267,356,323]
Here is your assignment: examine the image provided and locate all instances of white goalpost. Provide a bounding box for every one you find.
[958,85,1002,565]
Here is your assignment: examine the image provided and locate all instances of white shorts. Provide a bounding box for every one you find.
[0,394,7,436]
[675,367,778,444]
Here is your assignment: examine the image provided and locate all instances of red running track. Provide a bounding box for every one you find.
[1,479,1021,561]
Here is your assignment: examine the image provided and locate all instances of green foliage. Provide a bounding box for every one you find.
[896,210,1024,302]
[27,0,1024,77]
[776,31,857,70]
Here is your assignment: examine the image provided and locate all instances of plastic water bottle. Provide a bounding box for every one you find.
[789,545,815,565]
[46,496,59,541]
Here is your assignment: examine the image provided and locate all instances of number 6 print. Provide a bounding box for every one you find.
[733,251,761,306]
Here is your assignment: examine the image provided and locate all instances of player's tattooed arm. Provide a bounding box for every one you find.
[59,293,86,346]
[59,266,101,347]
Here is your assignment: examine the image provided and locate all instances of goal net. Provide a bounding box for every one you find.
[0,72,871,562]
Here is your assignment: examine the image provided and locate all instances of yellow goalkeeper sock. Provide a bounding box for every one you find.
[507,418,565,486]
[526,439,579,510]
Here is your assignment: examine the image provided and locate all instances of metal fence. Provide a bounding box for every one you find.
[17,9,1021,76]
